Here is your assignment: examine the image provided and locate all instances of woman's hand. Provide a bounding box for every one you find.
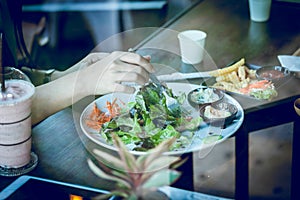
[68,52,109,71]
[77,51,155,95]
[32,51,154,125]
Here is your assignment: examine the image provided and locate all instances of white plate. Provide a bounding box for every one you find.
[80,83,244,155]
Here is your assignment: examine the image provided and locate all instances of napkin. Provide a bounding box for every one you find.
[278,55,300,72]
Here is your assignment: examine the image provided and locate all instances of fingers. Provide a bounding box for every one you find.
[112,83,136,94]
[118,52,155,73]
[82,52,109,66]
[93,72,138,94]
[87,51,155,95]
[103,51,155,84]
[110,60,149,82]
[143,55,151,62]
[95,81,136,94]
[113,71,148,85]
[94,71,146,95]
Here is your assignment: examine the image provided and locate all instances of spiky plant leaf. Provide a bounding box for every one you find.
[87,159,131,189]
[110,169,131,182]
[142,169,181,189]
[145,156,181,172]
[169,156,189,170]
[88,135,184,199]
[141,137,176,167]
[140,156,182,186]
[135,154,147,169]
[93,149,126,171]
[112,134,139,173]
[136,138,175,168]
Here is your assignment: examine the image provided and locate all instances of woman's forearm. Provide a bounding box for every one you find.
[51,52,109,80]
[31,53,110,125]
[31,71,86,126]
[30,51,154,126]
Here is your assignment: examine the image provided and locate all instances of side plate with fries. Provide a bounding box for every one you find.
[201,58,278,100]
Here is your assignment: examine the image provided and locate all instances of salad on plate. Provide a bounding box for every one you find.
[85,83,203,152]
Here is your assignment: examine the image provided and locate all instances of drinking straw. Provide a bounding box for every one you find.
[0,32,5,92]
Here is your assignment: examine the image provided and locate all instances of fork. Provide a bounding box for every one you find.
[149,73,181,113]
[127,48,181,113]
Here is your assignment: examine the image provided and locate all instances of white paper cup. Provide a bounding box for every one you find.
[248,0,272,22]
[178,30,207,65]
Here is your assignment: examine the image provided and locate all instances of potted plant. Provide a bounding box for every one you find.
[87,134,186,200]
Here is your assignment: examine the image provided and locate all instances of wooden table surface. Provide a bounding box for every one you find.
[1,0,300,199]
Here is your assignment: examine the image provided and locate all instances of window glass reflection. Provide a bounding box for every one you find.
[21,0,200,69]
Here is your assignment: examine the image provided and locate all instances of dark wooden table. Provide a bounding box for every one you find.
[1,0,300,199]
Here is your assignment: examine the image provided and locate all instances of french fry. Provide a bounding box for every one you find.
[216,73,231,82]
[213,82,239,93]
[238,66,246,80]
[209,58,245,77]
[229,71,240,84]
[210,58,261,95]
[236,78,250,88]
[245,67,256,79]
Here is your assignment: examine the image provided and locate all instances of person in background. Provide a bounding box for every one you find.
[0,0,154,126]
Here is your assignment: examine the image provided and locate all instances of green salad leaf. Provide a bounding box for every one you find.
[250,88,278,100]
[99,83,203,152]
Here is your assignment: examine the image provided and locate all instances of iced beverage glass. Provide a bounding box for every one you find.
[0,79,35,169]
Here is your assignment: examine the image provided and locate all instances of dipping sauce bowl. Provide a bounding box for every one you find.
[188,86,224,108]
[256,66,291,85]
[199,101,238,128]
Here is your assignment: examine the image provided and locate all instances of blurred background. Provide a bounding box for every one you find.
[20,0,200,70]
[1,1,299,199]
